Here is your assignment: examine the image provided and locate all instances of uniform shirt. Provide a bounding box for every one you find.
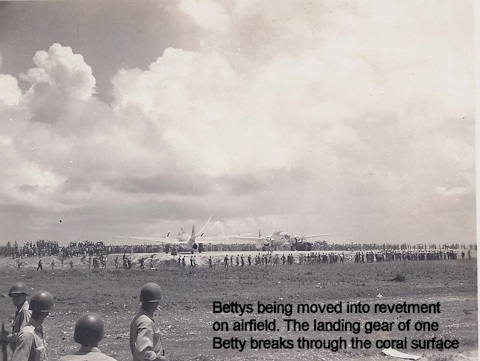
[11,319,45,361]
[129,309,164,361]
[9,300,32,351]
[13,301,32,334]
[59,346,117,361]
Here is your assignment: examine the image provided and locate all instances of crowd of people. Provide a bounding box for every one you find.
[214,252,347,268]
[353,249,471,263]
[1,240,157,259]
[12,249,471,272]
[172,249,469,270]
[2,240,474,260]
[0,282,166,361]
[1,239,474,273]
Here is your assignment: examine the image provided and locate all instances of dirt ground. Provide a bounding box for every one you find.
[0,253,477,361]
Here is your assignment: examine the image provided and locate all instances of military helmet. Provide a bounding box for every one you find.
[140,282,162,303]
[29,291,54,312]
[74,313,104,346]
[8,282,30,296]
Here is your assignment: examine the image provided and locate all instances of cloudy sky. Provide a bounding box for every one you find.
[0,0,475,246]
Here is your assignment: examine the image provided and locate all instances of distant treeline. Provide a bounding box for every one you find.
[0,239,476,258]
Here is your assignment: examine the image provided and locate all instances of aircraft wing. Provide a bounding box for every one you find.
[301,234,331,239]
[115,236,178,243]
[198,234,258,243]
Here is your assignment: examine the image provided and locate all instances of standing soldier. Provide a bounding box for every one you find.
[223,255,229,268]
[11,291,54,361]
[0,283,32,352]
[130,283,167,361]
[36,258,43,271]
[60,313,116,361]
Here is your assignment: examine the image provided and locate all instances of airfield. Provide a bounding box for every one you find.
[0,250,477,361]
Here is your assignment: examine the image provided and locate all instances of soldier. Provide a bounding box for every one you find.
[60,313,116,361]
[0,283,32,352]
[130,283,167,361]
[11,291,54,361]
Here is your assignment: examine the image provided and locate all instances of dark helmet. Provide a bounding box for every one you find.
[8,282,30,297]
[74,313,104,346]
[29,291,54,313]
[140,282,162,303]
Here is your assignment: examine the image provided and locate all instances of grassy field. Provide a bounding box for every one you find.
[0,255,477,361]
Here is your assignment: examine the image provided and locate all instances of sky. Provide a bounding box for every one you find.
[0,0,475,246]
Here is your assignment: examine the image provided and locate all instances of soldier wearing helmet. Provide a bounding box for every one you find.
[0,282,32,352]
[60,313,117,361]
[129,283,167,361]
[11,291,53,361]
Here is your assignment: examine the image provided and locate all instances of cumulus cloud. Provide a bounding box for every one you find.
[21,43,96,100]
[0,74,21,106]
[0,1,474,243]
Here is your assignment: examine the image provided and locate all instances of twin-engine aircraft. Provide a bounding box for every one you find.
[117,218,330,252]
[231,229,331,250]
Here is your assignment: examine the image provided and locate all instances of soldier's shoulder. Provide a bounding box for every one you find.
[60,350,117,361]
[131,313,154,328]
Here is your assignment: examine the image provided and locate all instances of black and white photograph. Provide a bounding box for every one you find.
[0,1,476,360]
